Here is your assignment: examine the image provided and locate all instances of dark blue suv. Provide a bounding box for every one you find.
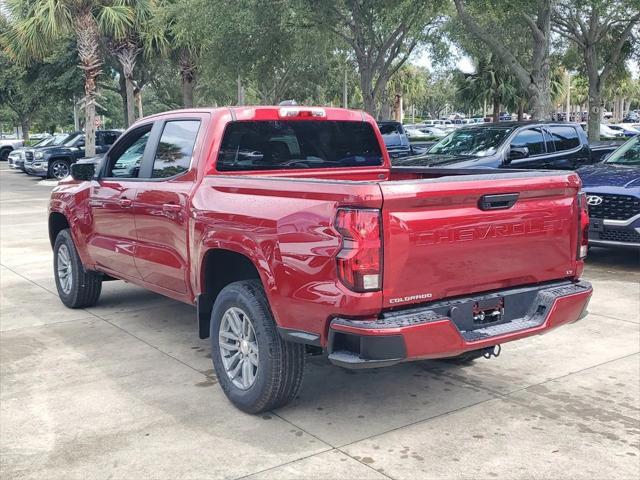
[577,136,640,248]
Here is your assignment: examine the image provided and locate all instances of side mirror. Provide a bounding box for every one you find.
[509,145,529,161]
[70,162,95,181]
[77,140,85,147]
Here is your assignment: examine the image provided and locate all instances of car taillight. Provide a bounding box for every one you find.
[577,191,589,259]
[335,208,382,292]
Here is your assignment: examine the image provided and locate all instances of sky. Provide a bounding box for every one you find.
[410,46,476,74]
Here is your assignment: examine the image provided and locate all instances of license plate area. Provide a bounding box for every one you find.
[443,288,539,332]
[590,218,604,232]
[472,298,504,325]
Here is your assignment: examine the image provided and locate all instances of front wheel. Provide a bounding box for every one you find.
[49,159,70,180]
[210,280,305,413]
[53,229,102,308]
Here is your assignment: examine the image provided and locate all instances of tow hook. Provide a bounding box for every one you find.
[483,344,501,359]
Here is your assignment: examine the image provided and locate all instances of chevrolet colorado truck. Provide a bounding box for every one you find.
[49,106,593,413]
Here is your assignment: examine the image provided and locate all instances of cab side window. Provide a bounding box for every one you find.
[104,126,152,179]
[152,120,200,178]
[102,131,121,147]
[547,126,580,152]
[510,128,546,156]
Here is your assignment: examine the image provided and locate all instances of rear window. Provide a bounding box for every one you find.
[217,121,383,171]
[548,126,580,151]
[378,123,402,135]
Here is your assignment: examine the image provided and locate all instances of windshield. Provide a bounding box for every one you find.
[218,120,383,171]
[428,127,514,156]
[32,137,52,147]
[605,137,640,165]
[63,133,83,146]
[46,134,71,146]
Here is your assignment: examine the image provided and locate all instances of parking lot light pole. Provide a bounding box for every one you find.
[566,71,571,122]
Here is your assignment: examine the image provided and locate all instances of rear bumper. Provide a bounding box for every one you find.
[327,280,592,368]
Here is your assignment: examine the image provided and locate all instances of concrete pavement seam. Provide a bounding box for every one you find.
[0,316,97,333]
[334,351,639,450]
[587,311,640,325]
[231,448,335,480]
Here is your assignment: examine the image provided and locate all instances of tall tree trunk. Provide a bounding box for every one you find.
[136,91,143,119]
[125,77,136,125]
[20,118,30,143]
[585,40,602,142]
[492,96,500,122]
[360,69,377,117]
[517,101,524,121]
[73,11,102,157]
[118,69,128,127]
[587,83,602,142]
[182,78,194,108]
[179,49,196,108]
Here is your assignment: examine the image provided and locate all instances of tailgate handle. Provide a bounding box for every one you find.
[478,193,519,211]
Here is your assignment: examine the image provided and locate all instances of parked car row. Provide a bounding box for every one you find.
[7,130,121,179]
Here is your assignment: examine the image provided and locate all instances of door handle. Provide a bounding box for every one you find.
[162,203,182,213]
[478,193,519,211]
[118,198,133,208]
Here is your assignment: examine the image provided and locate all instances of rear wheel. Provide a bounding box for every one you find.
[49,159,70,179]
[53,229,102,308]
[0,148,11,162]
[210,280,305,413]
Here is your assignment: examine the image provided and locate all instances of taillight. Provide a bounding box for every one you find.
[278,107,326,118]
[335,208,382,292]
[577,191,589,259]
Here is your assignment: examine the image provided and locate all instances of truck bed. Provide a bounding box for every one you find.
[201,167,582,314]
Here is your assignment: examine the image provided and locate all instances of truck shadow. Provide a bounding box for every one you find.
[585,246,639,273]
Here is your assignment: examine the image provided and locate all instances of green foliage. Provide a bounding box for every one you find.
[1,0,638,134]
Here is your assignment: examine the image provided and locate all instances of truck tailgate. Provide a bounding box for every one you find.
[380,172,581,308]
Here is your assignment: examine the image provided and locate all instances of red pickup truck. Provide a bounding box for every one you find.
[49,106,592,413]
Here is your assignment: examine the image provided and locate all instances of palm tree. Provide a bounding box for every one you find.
[106,0,168,126]
[455,55,519,121]
[5,0,132,156]
[148,0,202,108]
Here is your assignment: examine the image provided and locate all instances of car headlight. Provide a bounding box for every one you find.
[34,151,44,159]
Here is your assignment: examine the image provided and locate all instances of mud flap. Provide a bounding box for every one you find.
[197,293,213,339]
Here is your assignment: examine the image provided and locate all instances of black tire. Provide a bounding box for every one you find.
[53,229,102,308]
[48,159,70,180]
[210,280,305,414]
[0,148,11,162]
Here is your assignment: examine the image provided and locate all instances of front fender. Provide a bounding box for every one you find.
[49,182,94,268]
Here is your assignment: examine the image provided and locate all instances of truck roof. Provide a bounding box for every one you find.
[467,121,583,129]
[139,106,370,123]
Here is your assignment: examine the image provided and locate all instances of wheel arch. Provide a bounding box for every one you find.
[48,211,70,248]
[197,248,266,339]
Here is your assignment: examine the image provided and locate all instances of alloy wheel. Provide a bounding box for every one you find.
[218,307,259,390]
[57,244,73,294]
[51,161,69,179]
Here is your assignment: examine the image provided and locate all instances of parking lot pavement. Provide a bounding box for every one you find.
[1,163,639,480]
